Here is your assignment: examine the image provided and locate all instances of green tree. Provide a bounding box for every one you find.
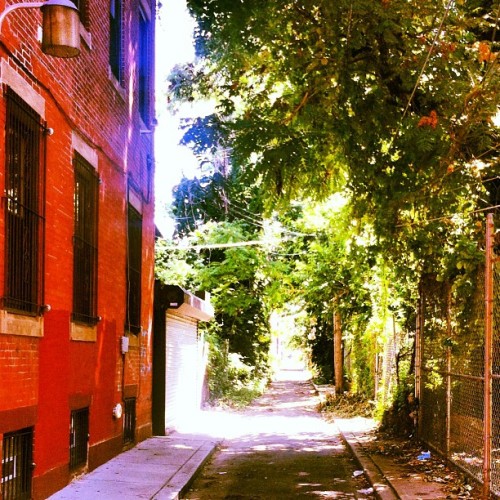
[174,0,498,222]
[156,216,282,404]
[162,0,499,418]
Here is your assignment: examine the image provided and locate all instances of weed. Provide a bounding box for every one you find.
[318,392,375,418]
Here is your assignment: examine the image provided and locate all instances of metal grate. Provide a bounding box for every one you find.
[1,427,33,500]
[2,88,45,315]
[126,204,142,334]
[123,398,136,444]
[72,153,99,325]
[70,407,89,470]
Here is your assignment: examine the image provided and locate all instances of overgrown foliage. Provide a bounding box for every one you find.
[205,331,268,408]
[156,216,274,404]
[174,0,499,216]
[319,392,375,419]
[160,0,499,417]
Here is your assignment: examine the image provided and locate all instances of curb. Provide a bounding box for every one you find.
[336,423,399,500]
[152,440,220,499]
[311,383,399,499]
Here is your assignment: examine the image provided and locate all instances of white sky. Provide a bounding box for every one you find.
[154,0,199,237]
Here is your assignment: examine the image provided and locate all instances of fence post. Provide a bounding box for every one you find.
[484,213,494,499]
[415,283,423,436]
[446,285,452,458]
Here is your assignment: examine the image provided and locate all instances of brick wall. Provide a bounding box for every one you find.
[0,0,156,497]
[0,336,39,412]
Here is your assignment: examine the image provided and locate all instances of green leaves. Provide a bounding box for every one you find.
[162,0,499,402]
[177,0,498,223]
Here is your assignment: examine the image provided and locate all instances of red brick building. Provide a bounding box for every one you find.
[0,0,156,497]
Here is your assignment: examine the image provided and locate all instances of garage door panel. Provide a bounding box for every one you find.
[165,313,198,430]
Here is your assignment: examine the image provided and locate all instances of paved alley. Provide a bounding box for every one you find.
[183,369,374,499]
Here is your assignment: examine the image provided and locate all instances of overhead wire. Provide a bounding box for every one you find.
[224,198,315,237]
[396,203,500,229]
[400,0,456,124]
[269,251,309,257]
[160,238,291,251]
[224,201,266,230]
[170,185,316,238]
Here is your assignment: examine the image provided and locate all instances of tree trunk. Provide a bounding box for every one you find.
[333,310,343,394]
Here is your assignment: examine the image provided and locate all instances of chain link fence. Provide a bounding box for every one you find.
[418,214,500,497]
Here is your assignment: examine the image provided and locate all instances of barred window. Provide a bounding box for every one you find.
[2,427,33,500]
[69,408,89,470]
[123,398,136,444]
[126,204,142,334]
[73,153,99,325]
[138,6,152,126]
[3,89,45,315]
[109,0,123,83]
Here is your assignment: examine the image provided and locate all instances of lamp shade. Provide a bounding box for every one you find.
[41,0,80,58]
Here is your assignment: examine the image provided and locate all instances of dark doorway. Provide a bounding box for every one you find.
[152,280,167,436]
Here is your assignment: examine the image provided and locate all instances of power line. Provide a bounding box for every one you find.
[396,203,500,228]
[159,228,314,250]
[225,199,265,225]
[401,0,456,122]
[170,190,315,237]
[161,239,283,250]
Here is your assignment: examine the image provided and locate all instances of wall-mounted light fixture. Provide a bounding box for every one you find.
[0,0,80,58]
[112,403,123,419]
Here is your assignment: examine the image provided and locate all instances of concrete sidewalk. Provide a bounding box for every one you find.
[334,417,399,500]
[49,432,219,500]
[335,417,464,500]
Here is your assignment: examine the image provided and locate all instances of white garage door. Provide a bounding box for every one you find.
[165,312,199,430]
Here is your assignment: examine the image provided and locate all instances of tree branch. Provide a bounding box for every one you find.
[284,91,310,125]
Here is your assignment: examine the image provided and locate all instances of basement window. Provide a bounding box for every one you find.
[1,427,33,500]
[70,407,89,470]
[123,398,136,444]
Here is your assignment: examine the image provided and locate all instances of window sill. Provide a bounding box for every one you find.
[70,322,97,342]
[108,68,126,102]
[0,310,43,338]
